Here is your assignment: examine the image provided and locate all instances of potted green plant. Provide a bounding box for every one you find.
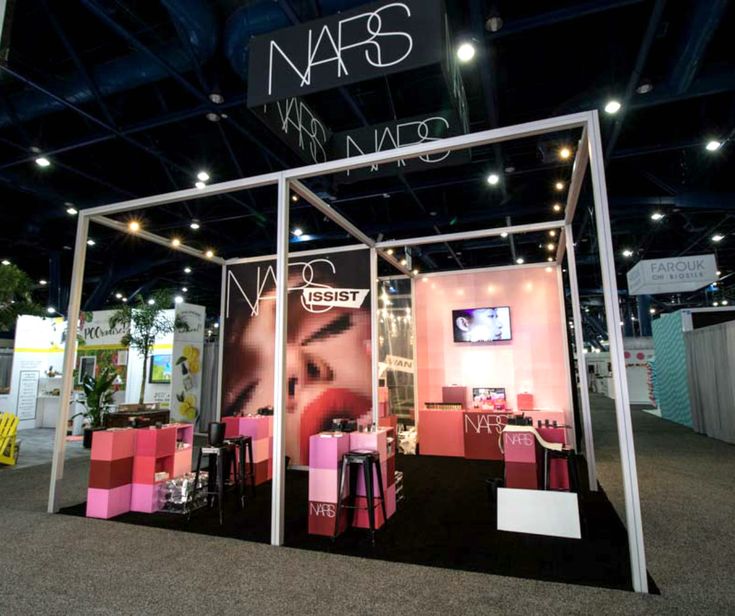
[108,290,188,408]
[79,365,117,448]
[0,263,44,332]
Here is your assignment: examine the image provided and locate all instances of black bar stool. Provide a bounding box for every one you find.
[333,449,387,544]
[194,422,234,525]
[224,435,255,506]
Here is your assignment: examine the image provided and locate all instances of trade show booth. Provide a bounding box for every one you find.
[49,111,651,593]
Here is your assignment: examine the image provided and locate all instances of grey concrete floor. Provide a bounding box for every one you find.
[0,428,88,471]
[0,395,733,615]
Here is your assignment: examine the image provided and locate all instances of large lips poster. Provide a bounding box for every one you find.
[221,247,372,466]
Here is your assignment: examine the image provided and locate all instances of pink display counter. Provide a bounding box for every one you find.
[418,408,567,459]
[308,428,396,537]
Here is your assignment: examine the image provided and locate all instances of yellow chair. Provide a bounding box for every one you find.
[0,412,20,466]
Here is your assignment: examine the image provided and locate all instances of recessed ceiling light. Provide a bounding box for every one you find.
[713,301,719,307]
[604,100,622,114]
[115,293,122,299]
[292,228,303,237]
[174,295,184,304]
[516,258,525,265]
[87,239,95,246]
[46,306,55,314]
[717,270,722,276]
[547,243,556,251]
[500,232,508,238]
[1,259,11,266]
[553,203,562,212]
[184,267,192,274]
[712,234,725,242]
[214,322,219,329]
[555,181,565,191]
[723,300,729,306]
[547,257,554,262]
[412,269,419,276]
[66,206,78,215]
[128,221,140,232]
[190,221,200,230]
[171,238,181,247]
[549,230,557,237]
[559,147,572,160]
[122,297,127,303]
[182,287,188,293]
[400,259,408,266]
[197,171,210,182]
[35,157,51,168]
[39,279,47,285]
[651,212,664,221]
[649,308,656,314]
[622,249,634,257]
[291,194,299,202]
[205,249,215,258]
[147,298,155,305]
[636,81,653,94]
[487,173,500,185]
[706,140,722,152]
[209,93,224,104]
[386,249,394,255]
[457,42,476,63]
[195,181,206,190]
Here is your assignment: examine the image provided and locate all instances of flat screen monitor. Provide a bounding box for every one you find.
[472,387,506,404]
[452,307,511,342]
[149,354,172,384]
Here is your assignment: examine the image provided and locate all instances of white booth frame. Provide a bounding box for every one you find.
[47,110,649,593]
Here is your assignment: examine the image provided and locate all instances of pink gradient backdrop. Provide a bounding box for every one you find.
[414,266,571,418]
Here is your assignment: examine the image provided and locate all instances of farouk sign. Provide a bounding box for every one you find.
[626,254,718,295]
[247,0,446,107]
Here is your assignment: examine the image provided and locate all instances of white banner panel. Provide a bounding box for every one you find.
[627,254,717,295]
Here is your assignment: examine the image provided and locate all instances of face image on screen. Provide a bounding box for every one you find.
[149,354,172,384]
[472,387,506,404]
[453,307,511,342]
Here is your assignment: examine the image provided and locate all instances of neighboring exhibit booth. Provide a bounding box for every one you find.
[587,338,656,406]
[48,110,651,593]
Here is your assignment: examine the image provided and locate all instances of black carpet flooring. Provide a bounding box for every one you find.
[60,453,657,592]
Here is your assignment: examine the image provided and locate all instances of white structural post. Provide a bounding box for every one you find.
[370,248,379,425]
[271,175,289,546]
[410,277,419,420]
[554,265,578,449]
[587,111,648,592]
[48,214,89,513]
[215,264,227,422]
[565,226,598,491]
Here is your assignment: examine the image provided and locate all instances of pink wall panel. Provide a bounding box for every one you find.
[415,267,570,417]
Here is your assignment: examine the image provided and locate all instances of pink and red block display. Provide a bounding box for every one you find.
[222,415,274,485]
[86,424,194,519]
[502,426,569,490]
[307,428,397,537]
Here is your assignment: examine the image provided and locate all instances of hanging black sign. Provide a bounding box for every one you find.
[331,108,469,183]
[246,0,446,107]
[252,97,332,164]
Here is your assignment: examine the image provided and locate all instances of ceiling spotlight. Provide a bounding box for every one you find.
[147,298,155,306]
[649,308,656,315]
[712,234,725,242]
[291,194,299,203]
[206,112,221,122]
[723,300,729,306]
[115,293,123,299]
[559,147,572,160]
[35,156,51,168]
[604,100,622,114]
[485,14,503,33]
[197,171,210,182]
[128,221,140,232]
[292,228,303,237]
[457,42,476,63]
[1,259,10,266]
[214,322,219,329]
[400,259,408,266]
[172,238,181,247]
[717,270,722,276]
[555,181,565,191]
[650,212,664,221]
[46,306,55,314]
[549,230,557,237]
[182,287,188,293]
[547,257,554,262]
[205,250,215,258]
[386,248,394,255]
[184,267,192,274]
[195,181,206,190]
[39,279,47,285]
[87,239,96,246]
[706,140,722,152]
[66,206,78,215]
[174,295,184,304]
[553,203,562,213]
[122,297,128,303]
[636,80,653,95]
[547,243,556,251]
[622,249,634,257]
[190,221,200,230]
[487,173,500,185]
[500,232,508,238]
[412,269,419,276]
[208,93,224,104]
[516,258,525,265]
[713,301,719,307]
